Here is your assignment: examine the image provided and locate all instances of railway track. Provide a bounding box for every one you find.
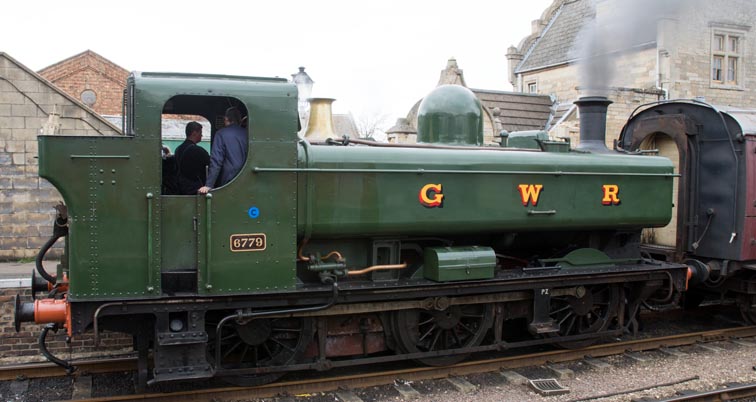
[653,382,756,401]
[2,325,752,402]
[0,356,136,381]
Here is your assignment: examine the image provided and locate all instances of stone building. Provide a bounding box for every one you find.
[37,50,128,117]
[506,0,756,145]
[0,52,121,260]
[403,59,556,144]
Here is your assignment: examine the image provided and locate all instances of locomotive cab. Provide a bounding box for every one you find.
[34,71,301,302]
[157,94,250,294]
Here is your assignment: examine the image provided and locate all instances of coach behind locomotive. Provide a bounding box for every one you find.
[15,72,688,388]
[620,99,756,322]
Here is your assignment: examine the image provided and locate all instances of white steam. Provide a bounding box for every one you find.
[571,0,685,96]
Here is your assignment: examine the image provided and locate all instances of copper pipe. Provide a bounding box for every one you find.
[297,241,310,262]
[347,263,407,276]
[321,251,344,261]
[298,239,344,263]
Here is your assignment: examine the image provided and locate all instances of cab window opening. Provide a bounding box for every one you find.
[160,95,248,195]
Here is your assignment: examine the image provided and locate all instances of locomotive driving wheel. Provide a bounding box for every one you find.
[390,303,494,366]
[548,284,620,349]
[208,316,315,386]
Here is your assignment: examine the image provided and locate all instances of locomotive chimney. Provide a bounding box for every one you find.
[574,96,613,153]
[304,98,337,141]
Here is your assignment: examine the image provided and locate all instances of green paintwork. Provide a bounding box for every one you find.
[423,246,496,282]
[417,85,483,146]
[294,145,674,237]
[505,130,550,149]
[160,197,197,272]
[538,141,571,153]
[37,71,675,301]
[39,72,299,299]
[38,136,154,299]
[501,130,571,152]
[142,73,300,296]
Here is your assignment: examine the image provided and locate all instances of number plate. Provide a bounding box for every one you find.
[229,233,266,252]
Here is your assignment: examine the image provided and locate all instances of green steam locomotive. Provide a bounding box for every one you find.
[15,72,688,388]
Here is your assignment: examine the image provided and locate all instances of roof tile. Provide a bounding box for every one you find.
[517,0,594,72]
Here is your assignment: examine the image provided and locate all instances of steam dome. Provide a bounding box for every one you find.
[417,85,483,146]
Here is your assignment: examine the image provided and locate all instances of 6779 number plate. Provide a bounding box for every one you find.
[229,233,266,252]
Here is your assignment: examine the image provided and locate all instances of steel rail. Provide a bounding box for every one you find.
[655,382,756,401]
[43,325,756,402]
[0,356,136,381]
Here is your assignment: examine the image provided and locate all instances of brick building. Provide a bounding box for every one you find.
[37,50,128,117]
[0,52,121,260]
[506,0,756,145]
[36,50,213,153]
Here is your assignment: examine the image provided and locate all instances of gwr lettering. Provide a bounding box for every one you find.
[419,183,444,208]
[414,183,622,210]
[515,184,622,207]
[518,184,543,206]
[602,184,621,205]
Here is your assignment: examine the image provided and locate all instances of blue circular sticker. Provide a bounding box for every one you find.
[248,206,260,219]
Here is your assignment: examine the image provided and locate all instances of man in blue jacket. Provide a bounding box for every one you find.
[198,107,248,194]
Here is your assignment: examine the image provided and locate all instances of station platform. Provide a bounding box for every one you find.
[0,261,55,288]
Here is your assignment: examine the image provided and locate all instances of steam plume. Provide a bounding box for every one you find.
[572,0,684,96]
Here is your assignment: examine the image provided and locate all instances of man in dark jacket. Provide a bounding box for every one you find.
[175,121,210,195]
[198,107,247,194]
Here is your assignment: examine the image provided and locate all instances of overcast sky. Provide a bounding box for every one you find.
[3,0,553,126]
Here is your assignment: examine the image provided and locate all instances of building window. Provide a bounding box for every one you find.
[527,82,538,93]
[711,30,743,87]
[80,89,97,107]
